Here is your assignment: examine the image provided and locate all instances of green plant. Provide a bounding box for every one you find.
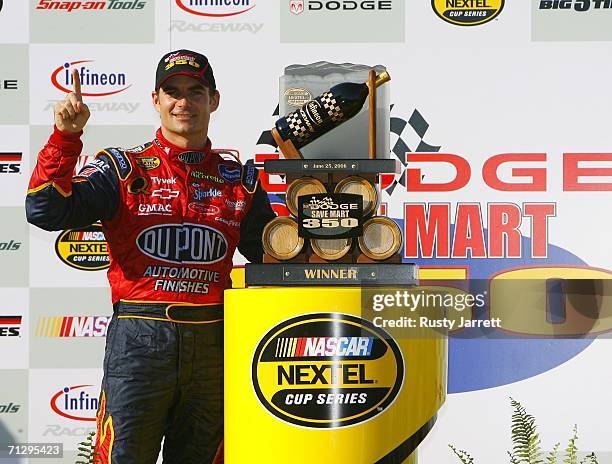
[75,431,100,464]
[449,398,599,464]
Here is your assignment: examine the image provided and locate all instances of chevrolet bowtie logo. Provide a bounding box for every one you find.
[152,189,180,200]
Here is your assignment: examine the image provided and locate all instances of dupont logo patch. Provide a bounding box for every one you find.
[136,223,227,264]
[252,313,404,428]
[432,0,504,26]
[55,224,109,271]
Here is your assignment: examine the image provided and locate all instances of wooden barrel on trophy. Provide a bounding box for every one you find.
[334,176,378,216]
[262,217,304,261]
[310,237,353,261]
[286,177,327,217]
[358,217,402,260]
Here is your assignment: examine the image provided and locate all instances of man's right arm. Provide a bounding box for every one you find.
[26,127,120,231]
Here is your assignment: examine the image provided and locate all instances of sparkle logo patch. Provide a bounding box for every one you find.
[252,313,404,428]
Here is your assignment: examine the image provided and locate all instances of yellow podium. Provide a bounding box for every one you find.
[224,287,447,464]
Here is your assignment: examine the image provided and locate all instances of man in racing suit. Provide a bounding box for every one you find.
[26,50,275,464]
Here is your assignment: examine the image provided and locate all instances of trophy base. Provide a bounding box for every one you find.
[245,263,417,287]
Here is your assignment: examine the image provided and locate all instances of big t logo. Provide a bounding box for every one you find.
[51,61,131,97]
[253,104,608,393]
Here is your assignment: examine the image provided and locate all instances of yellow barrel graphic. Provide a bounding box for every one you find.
[359,217,403,260]
[225,287,446,463]
[334,176,378,217]
[286,177,327,217]
[262,217,304,261]
[310,237,352,261]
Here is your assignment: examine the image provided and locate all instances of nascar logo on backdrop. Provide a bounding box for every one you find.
[35,316,111,338]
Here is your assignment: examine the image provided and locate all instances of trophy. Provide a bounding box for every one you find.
[246,63,416,286]
[230,65,443,464]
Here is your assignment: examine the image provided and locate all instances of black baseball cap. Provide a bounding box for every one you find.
[155,49,216,91]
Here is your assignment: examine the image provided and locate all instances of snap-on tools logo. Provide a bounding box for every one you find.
[36,1,147,12]
[51,61,131,97]
[252,313,404,428]
[176,0,256,16]
[0,316,22,337]
[432,0,504,26]
[136,223,228,264]
[0,240,21,251]
[35,316,111,337]
[0,153,22,174]
[0,402,20,414]
[50,385,98,422]
[55,224,109,271]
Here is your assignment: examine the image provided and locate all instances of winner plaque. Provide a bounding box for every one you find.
[246,64,416,287]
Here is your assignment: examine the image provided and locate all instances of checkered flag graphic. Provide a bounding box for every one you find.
[321,92,344,122]
[286,111,311,143]
[386,107,441,195]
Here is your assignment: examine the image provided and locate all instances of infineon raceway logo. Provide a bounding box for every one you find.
[175,0,256,16]
[432,0,504,26]
[252,313,404,428]
[55,224,110,271]
[35,316,111,337]
[51,60,131,97]
[36,1,147,12]
[50,385,98,421]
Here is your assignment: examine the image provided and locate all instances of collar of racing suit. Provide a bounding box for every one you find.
[153,127,213,161]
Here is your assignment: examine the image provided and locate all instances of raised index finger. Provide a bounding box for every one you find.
[72,69,82,102]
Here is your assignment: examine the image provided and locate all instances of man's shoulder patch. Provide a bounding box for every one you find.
[98,147,132,180]
[125,142,153,154]
[241,161,259,194]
